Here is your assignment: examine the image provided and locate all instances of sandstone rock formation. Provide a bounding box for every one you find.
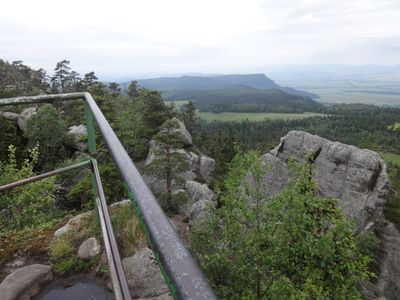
[17,107,37,133]
[144,119,215,200]
[122,248,171,299]
[262,130,396,299]
[261,130,390,231]
[68,124,87,151]
[183,181,216,226]
[54,211,93,238]
[0,264,52,300]
[0,111,19,121]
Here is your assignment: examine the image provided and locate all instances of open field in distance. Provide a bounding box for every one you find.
[198,112,326,122]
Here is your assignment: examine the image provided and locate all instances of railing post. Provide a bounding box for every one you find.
[84,101,100,221]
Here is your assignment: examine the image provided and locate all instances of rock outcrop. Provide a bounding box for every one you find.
[262,130,390,231]
[144,119,215,184]
[17,107,37,133]
[262,130,396,299]
[0,264,52,300]
[68,124,87,151]
[183,181,216,226]
[0,111,19,121]
[54,211,93,238]
[122,248,171,299]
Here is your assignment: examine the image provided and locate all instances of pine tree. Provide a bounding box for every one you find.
[51,60,71,92]
[180,100,198,134]
[145,118,190,212]
[127,80,139,98]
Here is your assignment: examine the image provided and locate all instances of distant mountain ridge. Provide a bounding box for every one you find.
[132,74,319,99]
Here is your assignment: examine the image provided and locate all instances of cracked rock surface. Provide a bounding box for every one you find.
[262,130,390,231]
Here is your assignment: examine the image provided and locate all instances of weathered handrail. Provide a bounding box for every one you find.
[0,93,216,300]
[0,158,132,300]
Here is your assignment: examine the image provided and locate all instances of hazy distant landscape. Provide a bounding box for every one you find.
[265,65,400,105]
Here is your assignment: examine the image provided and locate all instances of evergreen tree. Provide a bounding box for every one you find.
[108,82,121,96]
[127,80,139,98]
[145,118,190,212]
[83,71,98,89]
[51,60,71,92]
[180,100,198,134]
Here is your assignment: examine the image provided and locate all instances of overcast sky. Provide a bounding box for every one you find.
[1,0,399,79]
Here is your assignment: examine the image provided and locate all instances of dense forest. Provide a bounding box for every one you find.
[164,87,323,113]
[1,59,400,299]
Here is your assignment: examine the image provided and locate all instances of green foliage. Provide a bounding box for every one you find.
[179,100,198,134]
[0,116,23,162]
[50,232,100,275]
[110,204,146,257]
[0,59,49,97]
[115,89,174,161]
[26,104,70,170]
[145,118,190,212]
[0,145,57,232]
[190,151,373,299]
[127,80,139,98]
[165,88,323,113]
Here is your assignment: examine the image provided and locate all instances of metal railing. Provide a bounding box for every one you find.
[0,93,216,300]
[0,158,132,300]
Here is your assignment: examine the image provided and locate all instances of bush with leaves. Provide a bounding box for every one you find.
[190,151,373,299]
[25,104,70,170]
[0,145,57,232]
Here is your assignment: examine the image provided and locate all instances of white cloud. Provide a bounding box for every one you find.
[0,0,399,77]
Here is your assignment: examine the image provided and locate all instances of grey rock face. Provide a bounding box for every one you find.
[0,264,52,300]
[122,248,169,299]
[262,130,390,231]
[377,222,400,300]
[77,237,101,259]
[183,181,215,225]
[54,211,93,238]
[17,107,37,133]
[68,124,87,151]
[172,118,192,147]
[144,120,215,182]
[199,155,216,180]
[0,111,19,121]
[189,199,215,227]
[262,130,394,299]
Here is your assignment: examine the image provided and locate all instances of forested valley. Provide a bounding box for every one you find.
[1,59,400,299]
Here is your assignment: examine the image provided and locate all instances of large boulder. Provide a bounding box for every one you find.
[122,248,170,299]
[0,111,19,121]
[0,264,52,300]
[183,181,216,225]
[261,130,390,231]
[54,211,93,238]
[198,155,216,180]
[262,130,394,299]
[77,237,101,259]
[68,124,87,151]
[17,107,37,133]
[189,199,215,227]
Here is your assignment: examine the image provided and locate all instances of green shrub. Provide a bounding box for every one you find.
[0,145,57,232]
[190,151,374,299]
